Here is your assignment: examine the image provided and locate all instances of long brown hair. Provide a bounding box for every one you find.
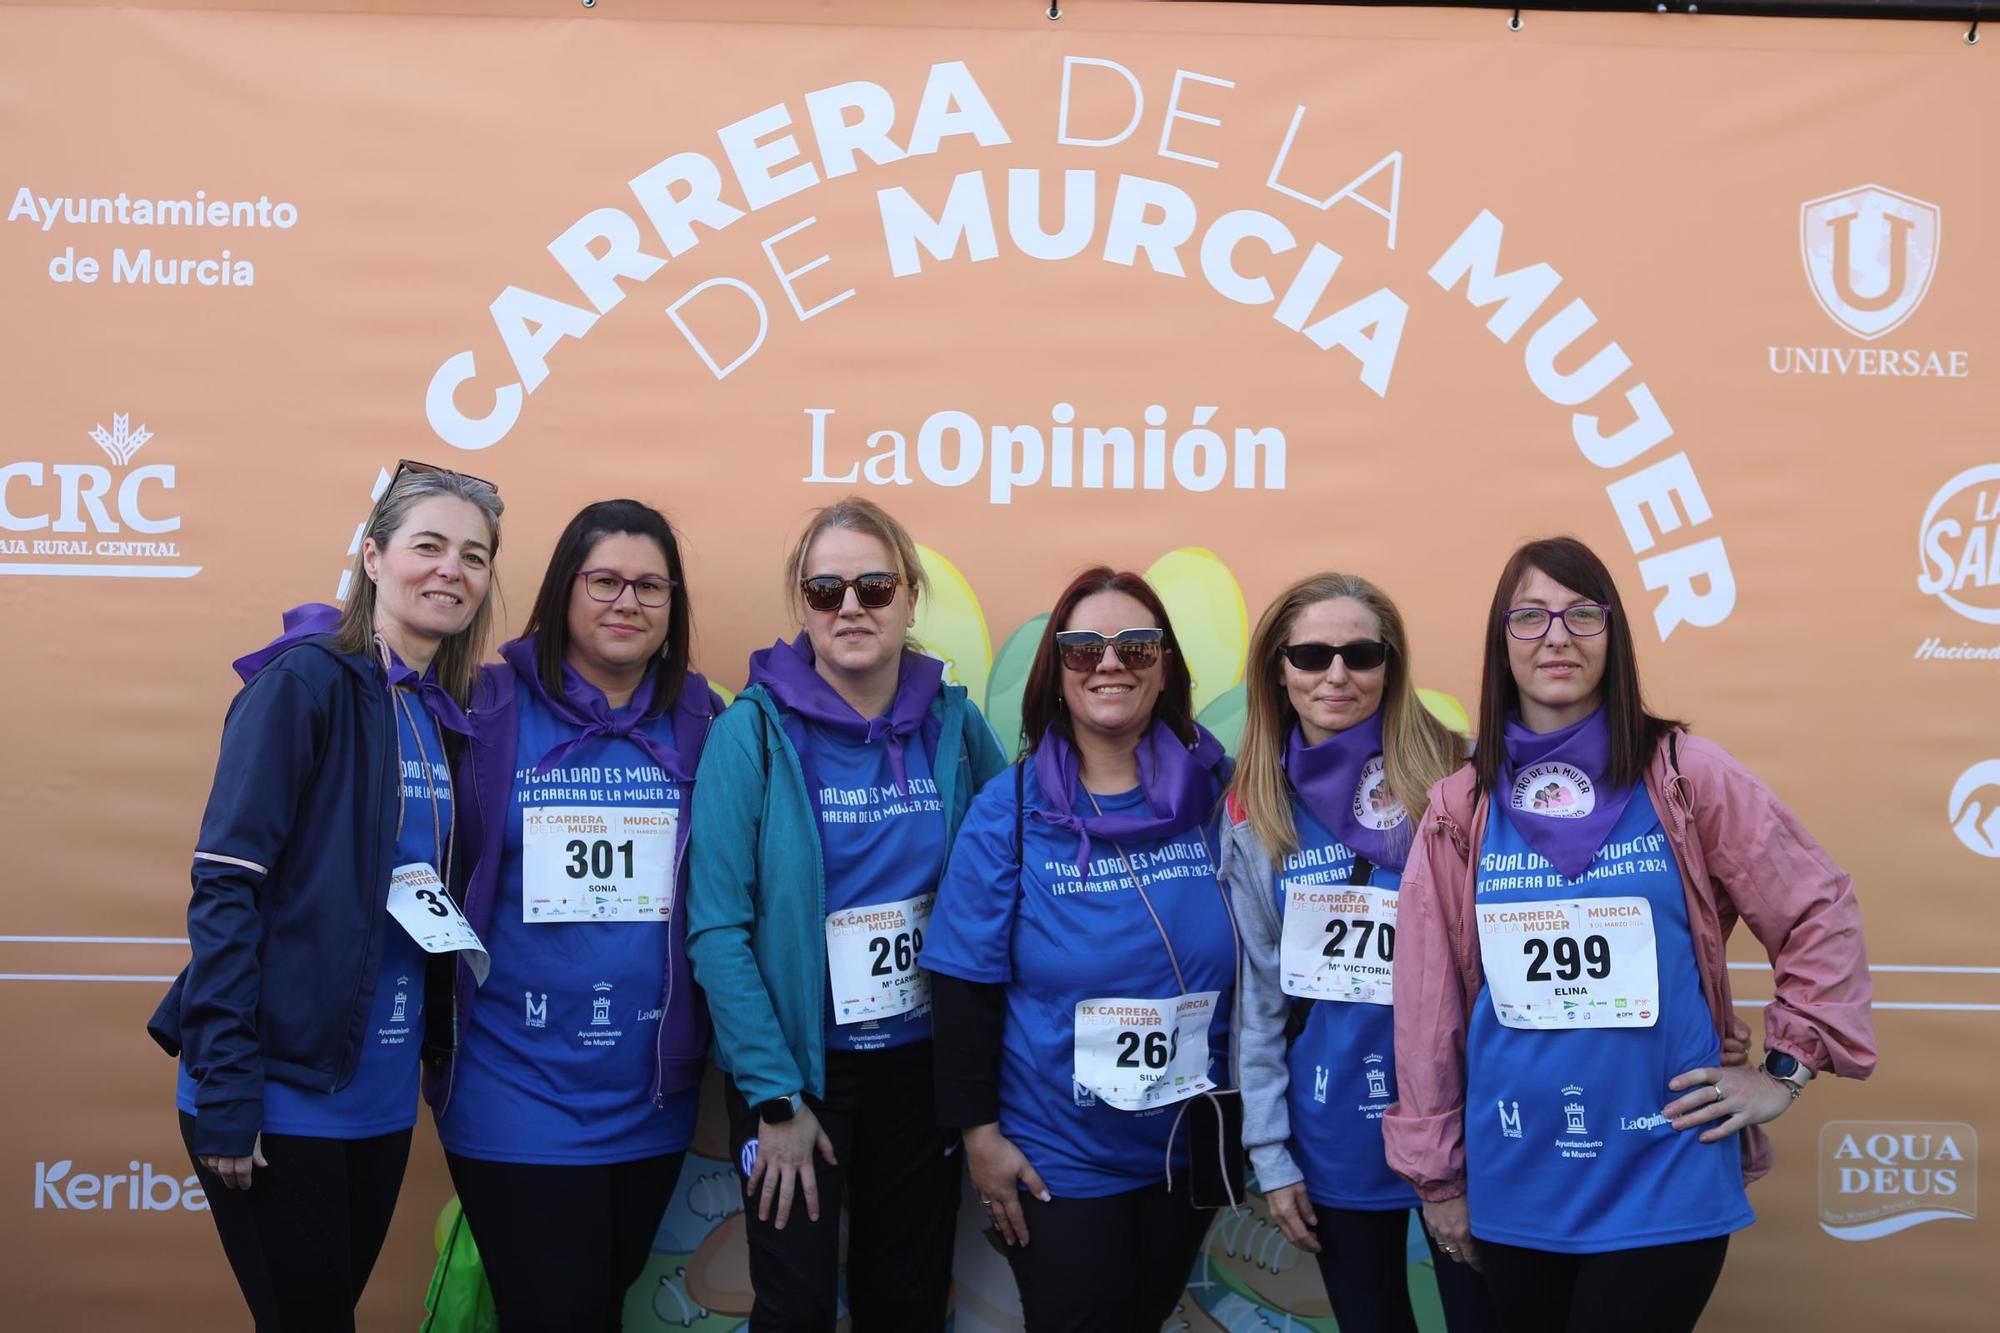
[1471,536,1682,797]
[331,468,503,706]
[1230,573,1464,857]
[1019,567,1195,755]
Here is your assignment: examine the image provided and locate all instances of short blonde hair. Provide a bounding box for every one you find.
[784,496,928,620]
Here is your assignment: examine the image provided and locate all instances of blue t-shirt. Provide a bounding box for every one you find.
[436,680,698,1164]
[178,686,447,1138]
[806,719,947,1054]
[1463,792,1754,1252]
[923,768,1235,1199]
[1277,802,1415,1211]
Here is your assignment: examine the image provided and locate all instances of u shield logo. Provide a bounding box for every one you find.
[1799,185,1941,340]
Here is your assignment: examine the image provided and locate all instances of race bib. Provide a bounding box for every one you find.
[825,892,934,1025]
[1072,991,1218,1111]
[1477,896,1658,1030]
[521,806,677,924]
[1279,882,1397,1005]
[385,861,490,984]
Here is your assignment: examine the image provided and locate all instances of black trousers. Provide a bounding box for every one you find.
[1477,1235,1730,1333]
[1003,1177,1216,1333]
[445,1150,687,1333]
[1309,1206,1498,1333]
[178,1111,411,1333]
[725,1041,961,1332]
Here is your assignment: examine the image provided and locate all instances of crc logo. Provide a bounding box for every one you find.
[33,1159,209,1213]
[1949,761,2000,859]
[1819,1121,1976,1241]
[0,414,200,578]
[1917,465,2000,624]
[1799,185,1940,340]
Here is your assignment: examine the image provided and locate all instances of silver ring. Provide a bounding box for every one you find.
[979,1197,993,1206]
[1713,1083,1726,1103]
[1441,1244,1457,1253]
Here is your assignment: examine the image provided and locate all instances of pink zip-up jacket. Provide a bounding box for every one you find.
[1384,729,1875,1203]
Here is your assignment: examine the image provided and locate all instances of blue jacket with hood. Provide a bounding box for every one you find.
[149,605,451,1158]
[424,641,721,1118]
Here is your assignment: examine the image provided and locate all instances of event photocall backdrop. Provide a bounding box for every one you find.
[1,0,1991,1327]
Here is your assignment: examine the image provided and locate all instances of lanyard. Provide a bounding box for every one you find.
[1082,790,1238,999]
[379,638,451,881]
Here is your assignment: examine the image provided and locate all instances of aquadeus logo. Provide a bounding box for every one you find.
[1819,1121,1977,1241]
[1800,185,1940,341]
[0,413,200,578]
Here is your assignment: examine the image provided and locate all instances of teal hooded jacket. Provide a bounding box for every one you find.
[684,680,1008,1107]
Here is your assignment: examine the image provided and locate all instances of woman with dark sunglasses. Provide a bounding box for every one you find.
[685,497,1007,1331]
[1223,573,1496,1333]
[1386,537,1876,1333]
[149,464,502,1331]
[430,499,722,1330]
[924,566,1236,1332]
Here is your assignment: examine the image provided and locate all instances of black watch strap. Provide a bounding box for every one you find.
[757,1094,801,1124]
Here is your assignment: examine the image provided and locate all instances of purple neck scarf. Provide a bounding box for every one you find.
[500,636,712,781]
[1284,711,1410,872]
[745,634,943,794]
[232,603,473,735]
[1031,721,1228,874]
[1494,707,1638,882]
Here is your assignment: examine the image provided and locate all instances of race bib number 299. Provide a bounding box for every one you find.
[1477,896,1658,1030]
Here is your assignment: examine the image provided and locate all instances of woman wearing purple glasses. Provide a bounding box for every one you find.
[1223,573,1497,1332]
[1386,536,1877,1333]
[431,499,724,1330]
[685,497,1007,1331]
[925,566,1237,1333]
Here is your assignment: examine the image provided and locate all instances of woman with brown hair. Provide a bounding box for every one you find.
[925,565,1236,1333]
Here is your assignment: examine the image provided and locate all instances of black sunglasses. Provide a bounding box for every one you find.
[1277,639,1391,673]
[391,458,498,492]
[800,572,901,613]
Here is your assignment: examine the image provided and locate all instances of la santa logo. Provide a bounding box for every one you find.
[0,413,200,578]
[1800,185,1940,341]
[1819,1121,1976,1241]
[1915,465,2000,631]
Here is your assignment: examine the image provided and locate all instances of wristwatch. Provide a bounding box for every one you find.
[757,1093,804,1125]
[1762,1050,1812,1100]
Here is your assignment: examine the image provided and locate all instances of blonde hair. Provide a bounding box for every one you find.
[332,469,503,706]
[1230,573,1464,858]
[784,496,928,632]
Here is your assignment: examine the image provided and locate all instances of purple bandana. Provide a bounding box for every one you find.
[232,602,471,736]
[500,635,713,780]
[745,633,943,794]
[1495,707,1638,882]
[1030,721,1228,875]
[1284,711,1410,872]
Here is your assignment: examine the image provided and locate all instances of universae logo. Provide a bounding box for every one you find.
[1819,1121,1976,1241]
[0,413,200,578]
[1800,185,1939,341]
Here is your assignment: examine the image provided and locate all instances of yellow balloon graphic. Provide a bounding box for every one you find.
[1417,687,1472,736]
[1144,548,1248,717]
[911,545,993,704]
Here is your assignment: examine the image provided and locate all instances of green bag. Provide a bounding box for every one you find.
[420,1196,500,1333]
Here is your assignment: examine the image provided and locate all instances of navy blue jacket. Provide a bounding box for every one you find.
[149,611,439,1157]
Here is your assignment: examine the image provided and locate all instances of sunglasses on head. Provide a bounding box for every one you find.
[800,571,901,613]
[1277,639,1391,673]
[1055,627,1166,672]
[391,458,498,493]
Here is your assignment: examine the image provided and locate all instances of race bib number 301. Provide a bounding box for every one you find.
[826,892,934,1025]
[522,806,677,924]
[1279,882,1397,1005]
[1072,991,1218,1111]
[385,861,490,984]
[1477,896,1658,1030]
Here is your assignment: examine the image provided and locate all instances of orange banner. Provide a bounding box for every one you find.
[1,1,1993,1328]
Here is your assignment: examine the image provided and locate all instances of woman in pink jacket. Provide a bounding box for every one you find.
[1385,536,1874,1333]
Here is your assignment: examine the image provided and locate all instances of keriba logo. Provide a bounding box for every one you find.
[1799,185,1940,341]
[33,1159,209,1212]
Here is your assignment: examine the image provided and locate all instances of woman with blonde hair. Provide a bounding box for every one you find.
[150,462,503,1330]
[686,496,1007,1331]
[1225,572,1495,1332]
